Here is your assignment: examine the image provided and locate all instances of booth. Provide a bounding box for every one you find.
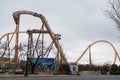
[69,62,78,75]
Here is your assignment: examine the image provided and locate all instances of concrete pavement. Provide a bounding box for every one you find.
[0,74,120,80]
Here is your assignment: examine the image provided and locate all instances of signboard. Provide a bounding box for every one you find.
[32,58,54,69]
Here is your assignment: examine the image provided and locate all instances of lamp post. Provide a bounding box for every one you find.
[54,33,61,74]
[24,30,32,76]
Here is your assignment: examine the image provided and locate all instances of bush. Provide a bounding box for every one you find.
[102,65,110,72]
[59,64,71,75]
[110,64,118,75]
[100,65,110,75]
[117,65,120,74]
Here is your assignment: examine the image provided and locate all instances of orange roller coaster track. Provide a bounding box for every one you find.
[0,11,67,70]
[75,40,120,64]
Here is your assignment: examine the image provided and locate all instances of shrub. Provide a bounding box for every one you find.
[102,65,110,72]
[110,64,118,75]
[100,65,110,75]
[59,64,71,75]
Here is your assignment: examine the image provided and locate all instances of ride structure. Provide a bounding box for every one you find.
[69,40,120,74]
[0,11,67,73]
[0,11,120,75]
[75,40,120,70]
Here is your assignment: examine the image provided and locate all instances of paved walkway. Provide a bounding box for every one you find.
[0,75,120,80]
[0,73,55,77]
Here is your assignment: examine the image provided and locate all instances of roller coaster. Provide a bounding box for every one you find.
[0,11,67,73]
[0,11,120,74]
[75,40,120,70]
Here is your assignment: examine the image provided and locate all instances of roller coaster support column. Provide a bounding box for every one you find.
[89,45,92,71]
[14,14,20,70]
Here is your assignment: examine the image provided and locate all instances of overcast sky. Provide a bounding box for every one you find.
[0,0,120,65]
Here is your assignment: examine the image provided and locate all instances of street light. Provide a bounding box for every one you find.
[24,30,32,76]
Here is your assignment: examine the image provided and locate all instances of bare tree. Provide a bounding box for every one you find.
[107,0,120,28]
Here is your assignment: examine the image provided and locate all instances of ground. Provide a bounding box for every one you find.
[0,74,120,80]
